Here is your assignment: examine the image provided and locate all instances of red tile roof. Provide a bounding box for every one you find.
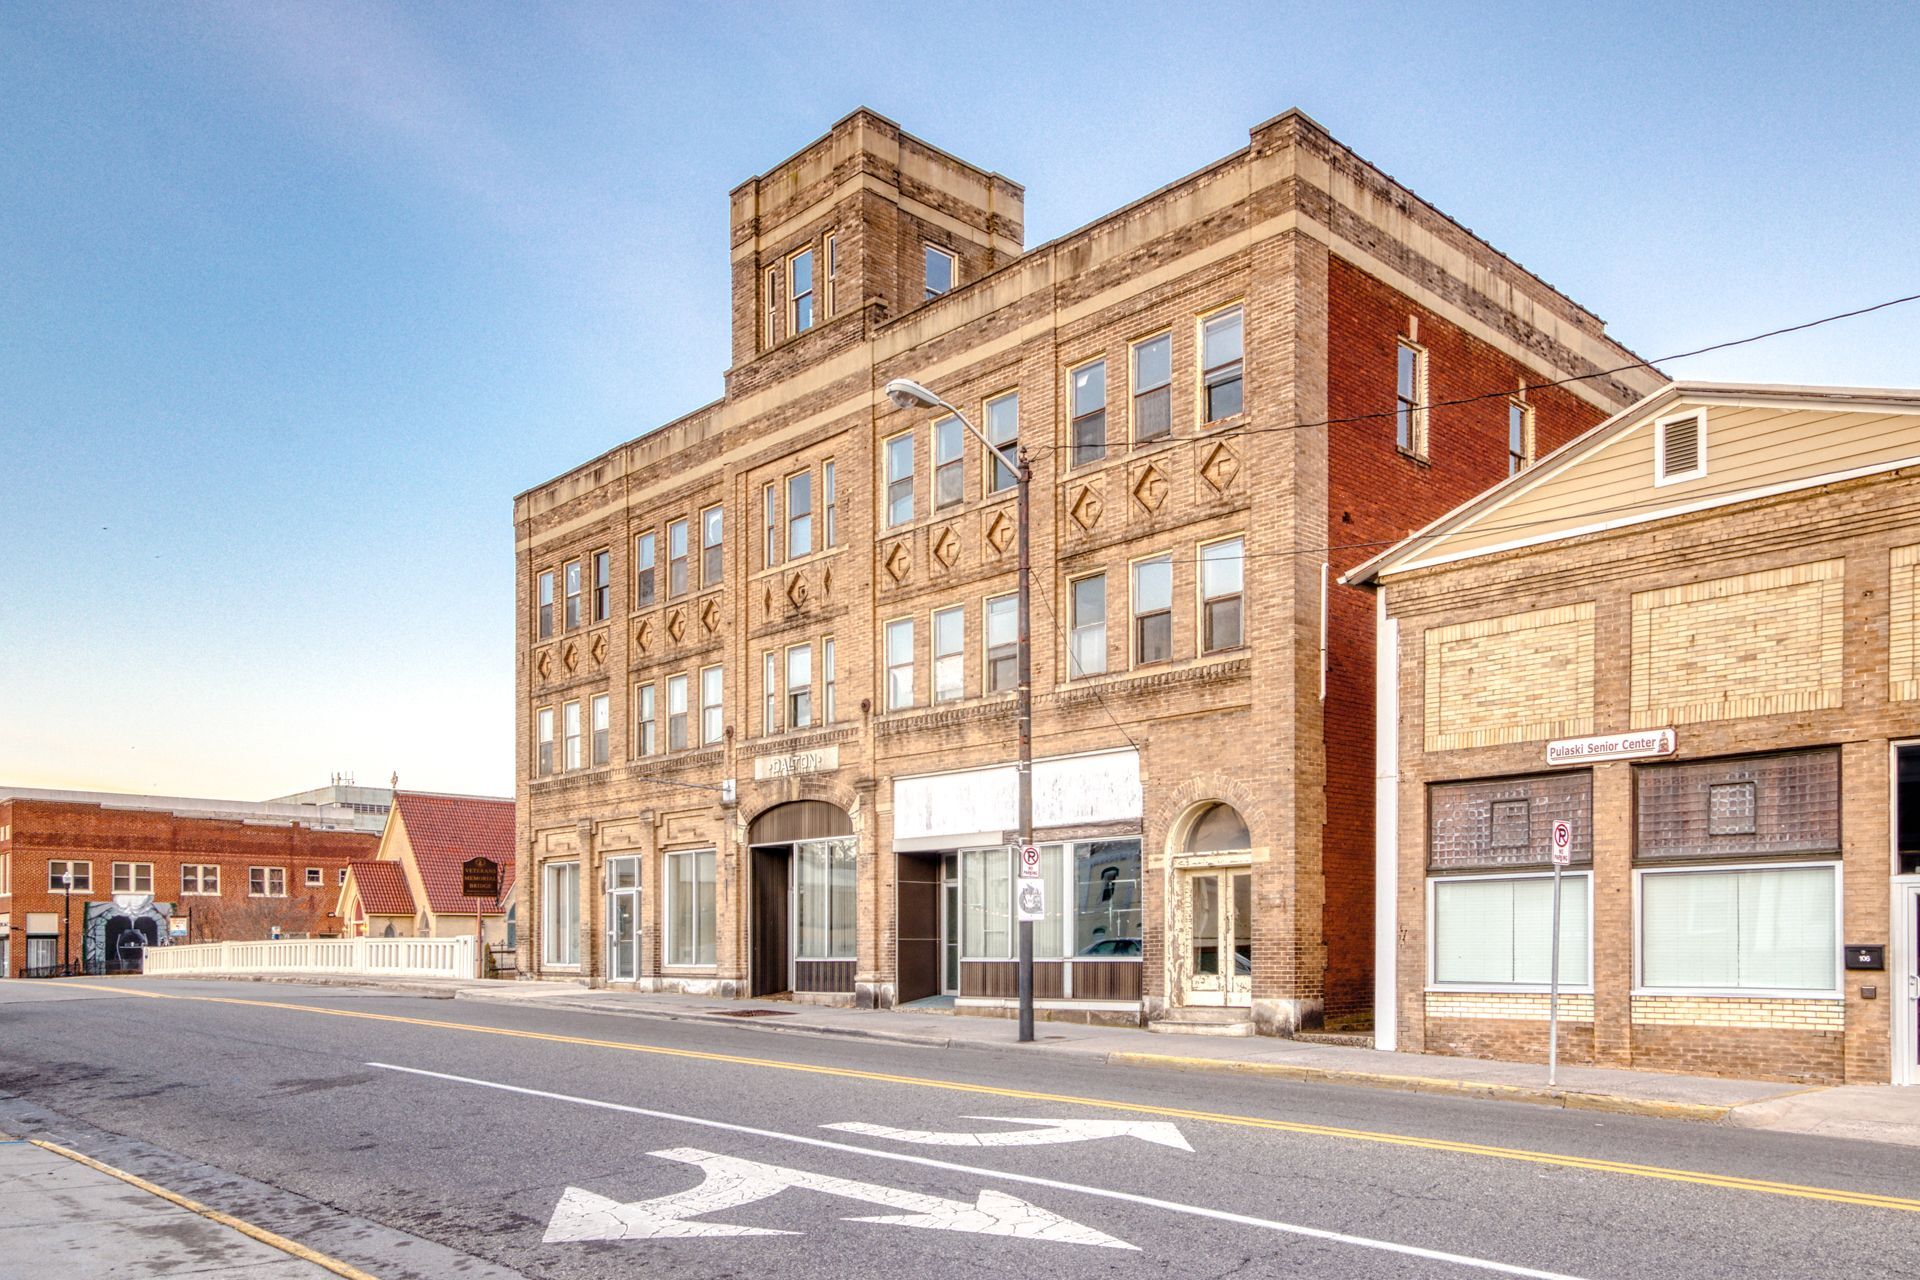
[393,791,516,916]
[349,861,415,917]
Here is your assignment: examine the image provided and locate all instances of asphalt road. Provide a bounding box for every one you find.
[0,978,1915,1279]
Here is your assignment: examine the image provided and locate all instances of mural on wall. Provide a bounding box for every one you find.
[83,896,174,974]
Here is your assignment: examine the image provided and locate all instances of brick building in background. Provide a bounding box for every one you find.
[1351,383,1920,1083]
[513,108,1661,1033]
[0,796,375,976]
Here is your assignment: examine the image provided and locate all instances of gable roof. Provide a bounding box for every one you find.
[1344,381,1920,586]
[391,791,516,916]
[348,861,416,917]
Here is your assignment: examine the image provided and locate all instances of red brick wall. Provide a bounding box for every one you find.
[1320,257,1611,1021]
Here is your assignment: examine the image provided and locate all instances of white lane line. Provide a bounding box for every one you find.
[823,1117,1194,1151]
[367,1061,1589,1280]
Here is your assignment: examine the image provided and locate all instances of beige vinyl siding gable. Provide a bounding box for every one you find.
[1403,401,1920,570]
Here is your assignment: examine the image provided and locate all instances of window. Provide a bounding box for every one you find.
[667,675,690,751]
[763,651,779,733]
[924,244,954,299]
[1640,864,1837,992]
[542,860,579,966]
[885,433,915,527]
[562,700,582,771]
[1070,360,1107,467]
[665,849,716,966]
[796,839,857,959]
[961,847,1013,959]
[787,471,813,557]
[48,860,91,892]
[930,415,965,508]
[1655,410,1706,484]
[1200,538,1245,652]
[635,683,656,756]
[962,840,1143,961]
[591,693,610,766]
[537,571,555,638]
[536,707,555,776]
[886,618,915,710]
[1065,840,1142,958]
[1431,873,1591,987]
[985,594,1018,693]
[1508,399,1534,475]
[763,483,779,568]
[1069,573,1107,677]
[824,234,838,316]
[789,247,814,334]
[701,506,723,587]
[1133,555,1173,664]
[338,867,348,885]
[111,862,152,894]
[786,644,813,728]
[249,866,287,898]
[305,867,323,887]
[1396,341,1428,455]
[592,551,612,621]
[985,392,1018,493]
[1132,333,1171,441]
[765,266,780,347]
[700,666,724,745]
[634,533,657,609]
[933,606,964,703]
[1201,307,1244,423]
[822,636,836,722]
[823,460,838,546]
[563,559,582,630]
[668,519,689,597]
[181,865,219,896]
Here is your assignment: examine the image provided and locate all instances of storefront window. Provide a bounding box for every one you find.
[665,849,716,967]
[1431,873,1589,987]
[1072,839,1142,957]
[960,847,1012,959]
[1639,863,1836,992]
[542,861,579,967]
[961,839,1143,961]
[795,838,857,960]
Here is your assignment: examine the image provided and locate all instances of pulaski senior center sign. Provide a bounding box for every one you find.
[1546,728,1677,767]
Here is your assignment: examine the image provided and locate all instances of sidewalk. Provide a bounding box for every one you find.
[170,974,1920,1146]
[0,1135,356,1279]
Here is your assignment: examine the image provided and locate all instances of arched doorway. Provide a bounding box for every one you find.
[1171,802,1253,1009]
[747,800,855,998]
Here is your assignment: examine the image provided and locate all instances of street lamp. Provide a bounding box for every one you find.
[884,378,1036,1044]
[59,870,73,977]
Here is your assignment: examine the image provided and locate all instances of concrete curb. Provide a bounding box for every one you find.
[1102,1051,1735,1123]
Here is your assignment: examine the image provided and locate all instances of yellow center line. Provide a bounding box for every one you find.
[59,982,1920,1214]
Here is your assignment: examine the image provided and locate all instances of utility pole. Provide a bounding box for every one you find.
[61,871,73,976]
[884,378,1035,1043]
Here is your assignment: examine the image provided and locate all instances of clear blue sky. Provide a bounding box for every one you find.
[3,1,1916,799]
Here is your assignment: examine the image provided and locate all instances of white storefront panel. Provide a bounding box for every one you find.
[893,749,1142,847]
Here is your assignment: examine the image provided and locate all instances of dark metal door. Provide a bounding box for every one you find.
[750,846,791,997]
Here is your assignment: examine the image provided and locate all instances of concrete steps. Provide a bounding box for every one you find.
[1147,1007,1256,1037]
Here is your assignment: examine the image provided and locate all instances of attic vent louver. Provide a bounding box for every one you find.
[1657,412,1704,482]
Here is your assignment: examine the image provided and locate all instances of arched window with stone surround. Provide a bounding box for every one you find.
[1184,802,1251,854]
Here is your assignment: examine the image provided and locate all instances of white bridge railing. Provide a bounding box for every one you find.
[142,935,477,981]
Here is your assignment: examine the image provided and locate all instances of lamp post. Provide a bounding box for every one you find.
[883,378,1035,1043]
[60,870,73,976]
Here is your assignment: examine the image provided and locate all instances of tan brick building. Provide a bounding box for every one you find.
[1351,382,1920,1083]
[512,108,1658,1032]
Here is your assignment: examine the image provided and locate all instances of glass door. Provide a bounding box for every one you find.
[941,854,961,995]
[606,856,641,982]
[1180,868,1253,1007]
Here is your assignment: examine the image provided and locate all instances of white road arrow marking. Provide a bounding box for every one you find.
[823,1116,1193,1151]
[546,1147,1135,1250]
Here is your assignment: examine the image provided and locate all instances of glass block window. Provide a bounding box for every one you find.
[1489,800,1531,848]
[1635,750,1838,862]
[1429,772,1591,871]
[1708,782,1757,836]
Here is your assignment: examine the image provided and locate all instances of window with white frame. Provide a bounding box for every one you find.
[1071,360,1107,467]
[824,234,838,316]
[886,618,915,710]
[763,482,779,568]
[543,860,579,966]
[1133,555,1173,665]
[823,460,838,546]
[635,683,656,756]
[305,867,323,887]
[181,864,219,896]
[249,866,287,898]
[934,415,964,508]
[787,470,812,558]
[562,699,582,770]
[924,244,954,299]
[1655,410,1706,484]
[338,867,348,885]
[664,849,715,966]
[795,838,857,959]
[635,532,657,608]
[536,707,555,776]
[593,550,612,621]
[1639,863,1837,992]
[48,860,91,892]
[932,606,964,703]
[112,862,152,895]
[563,559,582,630]
[763,651,779,733]
[1431,872,1590,987]
[700,666,724,745]
[985,594,1018,693]
[789,247,814,334]
[1200,538,1245,653]
[701,506,724,587]
[1201,307,1244,423]
[667,674,690,751]
[787,644,813,728]
[537,570,554,638]
[1396,340,1428,455]
[985,391,1018,493]
[765,265,780,347]
[885,433,915,527]
[1069,573,1107,677]
[1509,399,1534,474]
[1133,333,1172,441]
[822,636,837,722]
[591,693,611,766]
[668,518,689,597]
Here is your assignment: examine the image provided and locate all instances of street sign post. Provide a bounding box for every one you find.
[462,857,501,979]
[1015,843,1044,922]
[1547,821,1573,1087]
[1017,844,1040,878]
